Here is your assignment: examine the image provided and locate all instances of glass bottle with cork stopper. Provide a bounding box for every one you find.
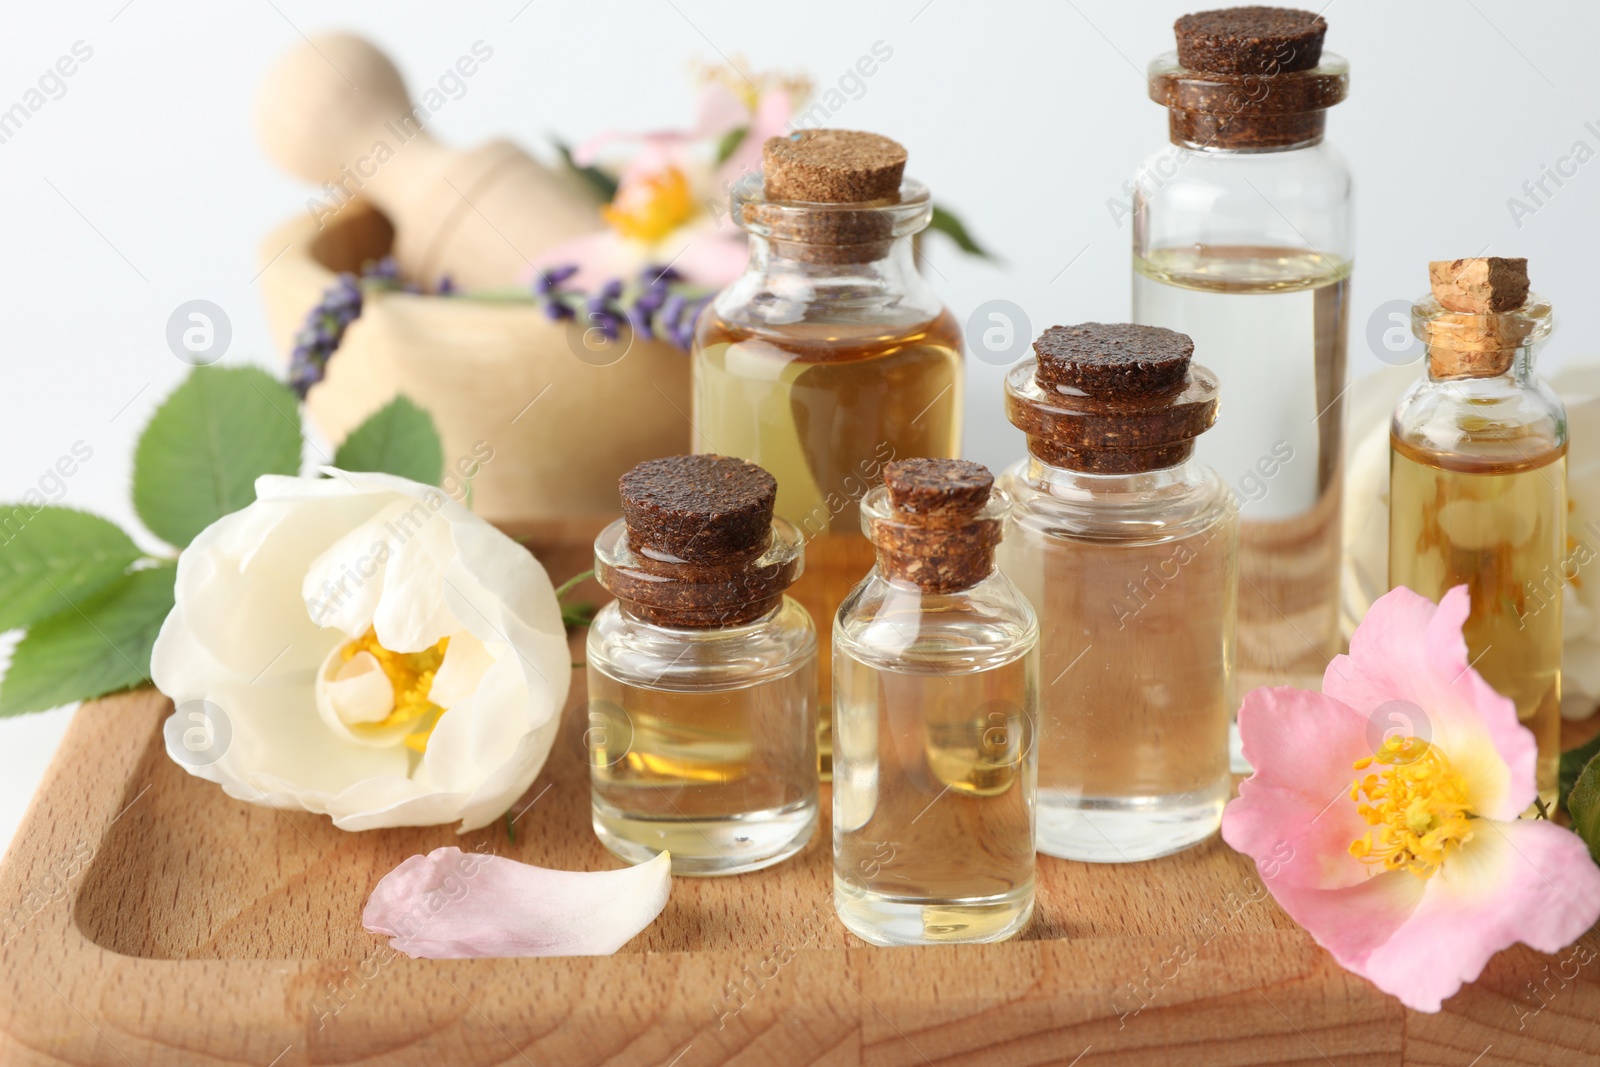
[1132,6,1352,712]
[692,129,965,779]
[833,459,1037,946]
[1389,257,1564,804]
[586,454,818,875]
[997,323,1239,862]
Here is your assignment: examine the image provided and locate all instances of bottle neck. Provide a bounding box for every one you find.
[1425,340,1539,385]
[1023,454,1201,496]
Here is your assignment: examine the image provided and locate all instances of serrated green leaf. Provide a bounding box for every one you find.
[333,395,444,485]
[0,507,143,632]
[1568,754,1600,865]
[0,563,176,716]
[132,366,302,548]
[553,137,619,203]
[1561,732,1600,812]
[928,204,994,260]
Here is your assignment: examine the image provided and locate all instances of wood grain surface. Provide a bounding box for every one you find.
[1,528,1597,1066]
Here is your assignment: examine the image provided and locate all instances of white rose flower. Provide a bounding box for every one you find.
[1342,358,1600,721]
[151,470,571,831]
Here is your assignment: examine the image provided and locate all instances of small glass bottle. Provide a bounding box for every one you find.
[693,130,964,776]
[1390,257,1564,804]
[998,324,1239,862]
[833,459,1037,946]
[1132,7,1352,709]
[587,454,818,875]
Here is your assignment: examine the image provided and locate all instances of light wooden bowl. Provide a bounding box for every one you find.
[257,201,693,525]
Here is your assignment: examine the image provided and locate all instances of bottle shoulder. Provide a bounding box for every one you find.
[1391,373,1568,463]
[587,596,816,691]
[998,457,1238,545]
[834,568,1038,674]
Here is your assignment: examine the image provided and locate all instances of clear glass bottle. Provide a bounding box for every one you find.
[587,454,818,875]
[1131,8,1352,719]
[693,130,964,777]
[998,323,1239,862]
[1390,258,1564,805]
[833,459,1037,946]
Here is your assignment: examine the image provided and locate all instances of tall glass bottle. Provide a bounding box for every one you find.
[998,323,1238,861]
[833,459,1037,946]
[693,130,964,776]
[1131,7,1352,719]
[1389,258,1564,804]
[587,454,818,875]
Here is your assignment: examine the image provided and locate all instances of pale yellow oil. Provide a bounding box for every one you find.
[693,313,964,774]
[1389,437,1564,803]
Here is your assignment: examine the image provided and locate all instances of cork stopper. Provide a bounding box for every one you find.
[1429,258,1529,314]
[868,459,1001,594]
[762,130,907,203]
[1153,6,1346,150]
[1419,259,1539,380]
[602,455,799,627]
[1006,323,1220,474]
[744,129,909,264]
[1175,7,1326,74]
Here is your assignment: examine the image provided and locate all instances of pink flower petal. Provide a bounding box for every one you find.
[1346,819,1600,1012]
[524,232,638,293]
[363,846,670,959]
[692,82,751,140]
[1324,585,1535,819]
[1223,686,1375,890]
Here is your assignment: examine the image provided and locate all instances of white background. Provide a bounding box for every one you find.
[2,0,1597,854]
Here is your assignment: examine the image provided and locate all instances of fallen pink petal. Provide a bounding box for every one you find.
[363,846,671,959]
[1222,585,1600,1013]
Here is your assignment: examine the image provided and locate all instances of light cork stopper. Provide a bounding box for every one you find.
[1423,258,1535,379]
[762,130,907,204]
[1429,257,1529,314]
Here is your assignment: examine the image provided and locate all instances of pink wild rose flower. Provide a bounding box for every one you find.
[1222,584,1600,1012]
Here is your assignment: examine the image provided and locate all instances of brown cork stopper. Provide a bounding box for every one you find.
[1175,7,1326,75]
[871,459,1000,594]
[762,130,907,203]
[1420,259,1537,380]
[1154,6,1344,150]
[1034,323,1193,399]
[747,130,907,263]
[608,455,797,627]
[1429,257,1529,314]
[619,454,774,564]
[1008,323,1219,474]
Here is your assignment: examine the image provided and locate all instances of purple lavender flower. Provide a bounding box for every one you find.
[533,265,579,296]
[436,274,456,295]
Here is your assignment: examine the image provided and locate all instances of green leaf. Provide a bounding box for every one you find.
[927,204,994,260]
[0,563,176,717]
[333,396,444,485]
[132,366,302,548]
[715,126,748,165]
[1568,753,1600,865]
[0,507,143,632]
[553,138,619,203]
[1561,732,1600,812]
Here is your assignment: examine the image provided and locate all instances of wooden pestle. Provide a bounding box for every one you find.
[255,33,602,289]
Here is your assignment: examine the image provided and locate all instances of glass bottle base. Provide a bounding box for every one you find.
[592,796,817,877]
[833,877,1035,947]
[1037,784,1228,863]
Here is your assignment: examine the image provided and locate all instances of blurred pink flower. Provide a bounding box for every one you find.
[363,846,670,958]
[1222,584,1600,1012]
[527,81,793,291]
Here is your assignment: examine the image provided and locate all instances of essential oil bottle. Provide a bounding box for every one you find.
[1132,6,1351,706]
[833,459,1037,946]
[693,129,964,776]
[998,324,1238,862]
[1389,258,1565,804]
[587,454,818,875]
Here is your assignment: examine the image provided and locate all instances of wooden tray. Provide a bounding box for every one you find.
[2,528,1598,1066]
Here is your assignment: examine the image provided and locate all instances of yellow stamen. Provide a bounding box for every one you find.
[601,166,696,243]
[340,627,449,751]
[1347,735,1475,878]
